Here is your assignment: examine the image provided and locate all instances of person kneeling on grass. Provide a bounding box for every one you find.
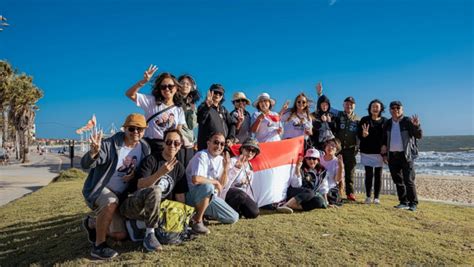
[276,149,329,213]
[119,129,189,252]
[219,138,261,219]
[81,113,151,260]
[185,132,239,234]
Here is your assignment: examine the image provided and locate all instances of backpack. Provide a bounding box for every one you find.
[126,199,195,245]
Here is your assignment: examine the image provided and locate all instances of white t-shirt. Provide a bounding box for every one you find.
[281,111,312,139]
[106,143,142,194]
[136,93,186,140]
[220,157,254,200]
[390,120,403,152]
[186,150,224,191]
[251,111,282,143]
[319,153,340,190]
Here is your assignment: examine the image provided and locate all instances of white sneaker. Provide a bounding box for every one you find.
[373,198,380,205]
[276,205,293,214]
[364,197,371,204]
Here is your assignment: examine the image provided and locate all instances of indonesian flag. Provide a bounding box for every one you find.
[85,120,94,129]
[75,128,83,135]
[231,136,304,207]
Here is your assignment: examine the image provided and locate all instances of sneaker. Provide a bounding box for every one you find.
[191,221,210,235]
[91,242,118,260]
[82,215,96,244]
[408,204,417,212]
[276,205,294,214]
[394,203,410,210]
[347,194,356,201]
[143,233,162,252]
[373,198,381,205]
[364,197,371,204]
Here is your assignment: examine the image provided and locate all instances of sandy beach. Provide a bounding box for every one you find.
[417,174,473,205]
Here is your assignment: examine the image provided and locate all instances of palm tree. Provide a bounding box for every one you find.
[9,73,43,163]
[0,60,14,149]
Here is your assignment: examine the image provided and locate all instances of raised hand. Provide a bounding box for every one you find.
[157,157,178,177]
[206,90,213,107]
[223,151,231,168]
[236,108,245,123]
[362,123,370,137]
[321,114,328,122]
[235,153,249,169]
[411,115,420,127]
[89,131,103,158]
[143,64,158,83]
[279,100,290,115]
[316,82,323,96]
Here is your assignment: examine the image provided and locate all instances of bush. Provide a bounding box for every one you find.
[52,168,87,182]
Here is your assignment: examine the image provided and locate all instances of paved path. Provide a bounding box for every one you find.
[0,152,73,206]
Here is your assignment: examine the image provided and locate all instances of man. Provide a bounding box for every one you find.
[381,101,422,211]
[196,84,232,150]
[81,113,150,259]
[185,132,239,234]
[120,129,189,251]
[335,96,360,201]
[229,92,252,145]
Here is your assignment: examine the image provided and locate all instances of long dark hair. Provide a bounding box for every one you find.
[178,74,201,104]
[286,93,313,121]
[367,99,385,117]
[151,72,183,107]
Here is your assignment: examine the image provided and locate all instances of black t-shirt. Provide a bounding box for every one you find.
[358,116,387,154]
[129,153,188,200]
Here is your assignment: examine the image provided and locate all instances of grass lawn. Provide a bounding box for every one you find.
[0,169,473,266]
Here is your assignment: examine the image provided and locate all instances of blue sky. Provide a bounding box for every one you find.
[1,0,472,138]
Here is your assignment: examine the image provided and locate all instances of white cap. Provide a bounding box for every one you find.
[304,148,320,159]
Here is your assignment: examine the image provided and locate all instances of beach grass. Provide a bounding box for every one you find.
[0,174,473,266]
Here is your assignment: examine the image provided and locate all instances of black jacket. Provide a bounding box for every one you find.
[197,103,231,150]
[382,116,423,162]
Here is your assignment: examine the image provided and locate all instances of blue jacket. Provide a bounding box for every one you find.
[81,132,151,209]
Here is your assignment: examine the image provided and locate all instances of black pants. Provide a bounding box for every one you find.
[341,148,357,196]
[225,188,259,219]
[364,166,382,199]
[388,152,418,205]
[287,187,325,211]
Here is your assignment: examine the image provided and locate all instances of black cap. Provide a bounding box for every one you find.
[389,101,403,108]
[344,96,356,104]
[209,83,225,94]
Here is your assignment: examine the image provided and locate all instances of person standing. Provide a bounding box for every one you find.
[229,92,252,144]
[335,97,360,201]
[358,99,387,204]
[250,93,284,143]
[381,101,422,211]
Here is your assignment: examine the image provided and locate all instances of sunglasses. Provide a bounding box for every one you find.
[160,84,176,91]
[233,99,246,103]
[297,100,307,104]
[212,91,223,96]
[127,127,145,133]
[246,148,258,154]
[213,140,226,147]
[306,157,318,161]
[165,140,182,147]
[391,106,401,110]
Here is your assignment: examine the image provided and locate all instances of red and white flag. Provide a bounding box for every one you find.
[231,136,304,207]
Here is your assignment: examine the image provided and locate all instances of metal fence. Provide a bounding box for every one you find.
[353,170,397,195]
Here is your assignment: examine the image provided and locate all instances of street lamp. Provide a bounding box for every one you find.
[0,16,9,32]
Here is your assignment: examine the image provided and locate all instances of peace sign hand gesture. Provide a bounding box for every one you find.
[411,115,420,127]
[156,157,178,178]
[362,123,370,138]
[279,100,290,116]
[206,90,214,107]
[89,131,103,158]
[142,64,158,84]
[236,108,245,123]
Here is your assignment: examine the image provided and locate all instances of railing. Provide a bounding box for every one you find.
[353,170,397,195]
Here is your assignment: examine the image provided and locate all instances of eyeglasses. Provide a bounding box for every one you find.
[391,106,401,110]
[127,127,145,133]
[160,84,176,91]
[165,140,182,147]
[213,140,226,147]
[297,100,307,104]
[212,91,223,96]
[306,157,318,161]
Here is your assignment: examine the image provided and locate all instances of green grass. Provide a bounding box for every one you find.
[0,175,473,266]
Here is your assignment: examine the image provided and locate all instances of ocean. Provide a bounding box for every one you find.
[357,135,474,177]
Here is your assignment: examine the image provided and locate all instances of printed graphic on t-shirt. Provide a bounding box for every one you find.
[155,174,175,199]
[117,155,139,176]
[154,112,176,132]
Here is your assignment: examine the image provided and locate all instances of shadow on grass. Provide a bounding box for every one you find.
[0,213,92,266]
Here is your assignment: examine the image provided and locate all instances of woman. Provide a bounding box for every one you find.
[125,65,185,152]
[319,138,344,206]
[177,74,200,166]
[250,93,283,143]
[220,138,261,219]
[310,95,337,150]
[281,93,313,144]
[358,99,387,204]
[277,148,329,213]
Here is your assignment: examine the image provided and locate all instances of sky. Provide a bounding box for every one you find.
[1,0,473,138]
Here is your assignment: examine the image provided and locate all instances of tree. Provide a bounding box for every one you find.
[0,60,14,149]
[9,73,43,163]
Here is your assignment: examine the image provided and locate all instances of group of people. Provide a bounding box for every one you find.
[81,65,423,259]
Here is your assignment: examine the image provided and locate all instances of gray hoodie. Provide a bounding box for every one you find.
[81,132,151,209]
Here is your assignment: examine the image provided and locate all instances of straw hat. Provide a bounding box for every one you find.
[253,93,276,108]
[232,92,251,105]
